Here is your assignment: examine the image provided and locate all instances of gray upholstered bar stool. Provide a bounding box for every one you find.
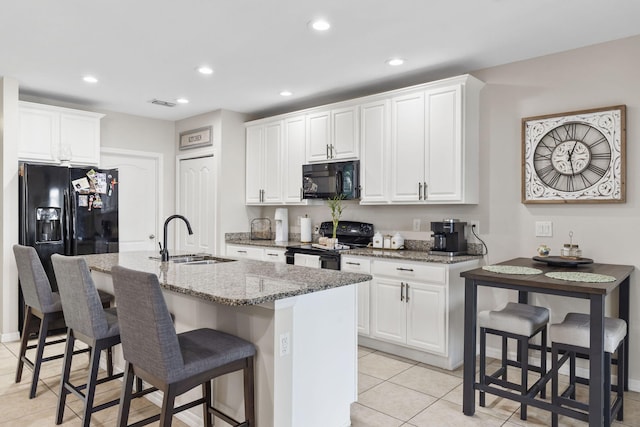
[478,302,549,420]
[111,265,256,427]
[550,313,626,427]
[51,254,131,427]
[12,244,113,399]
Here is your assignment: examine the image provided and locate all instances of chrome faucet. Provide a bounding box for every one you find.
[159,215,194,262]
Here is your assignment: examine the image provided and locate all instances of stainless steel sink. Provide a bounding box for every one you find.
[149,254,236,264]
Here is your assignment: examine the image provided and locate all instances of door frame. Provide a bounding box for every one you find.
[101,147,164,250]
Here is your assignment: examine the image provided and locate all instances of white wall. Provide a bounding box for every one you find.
[255,34,640,388]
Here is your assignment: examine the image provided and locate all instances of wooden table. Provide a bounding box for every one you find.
[461,257,633,426]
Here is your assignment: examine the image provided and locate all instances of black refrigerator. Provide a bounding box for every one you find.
[18,163,119,326]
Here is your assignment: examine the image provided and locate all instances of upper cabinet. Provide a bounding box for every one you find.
[283,115,307,204]
[306,106,359,163]
[18,101,104,166]
[246,120,283,205]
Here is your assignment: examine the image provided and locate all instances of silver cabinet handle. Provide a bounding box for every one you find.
[423,182,427,200]
[148,234,155,239]
[266,253,278,257]
[238,250,247,254]
[346,261,361,266]
[400,282,405,301]
[396,267,414,272]
[418,182,423,200]
[330,144,335,158]
[406,283,410,303]
[326,144,330,159]
[300,187,303,201]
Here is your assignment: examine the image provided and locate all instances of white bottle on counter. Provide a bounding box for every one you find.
[373,232,383,248]
[391,232,404,250]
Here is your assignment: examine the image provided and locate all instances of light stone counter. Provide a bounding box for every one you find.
[82,251,371,306]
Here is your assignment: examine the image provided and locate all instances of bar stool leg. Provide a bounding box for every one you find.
[479,327,487,407]
[540,327,547,399]
[551,344,559,427]
[520,336,529,420]
[202,380,213,427]
[244,357,256,426]
[56,331,76,424]
[604,353,612,427]
[117,362,135,427]
[15,306,33,383]
[29,313,51,399]
[81,344,103,427]
[160,386,177,427]
[501,335,508,381]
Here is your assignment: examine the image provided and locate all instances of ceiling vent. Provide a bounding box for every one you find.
[150,99,176,107]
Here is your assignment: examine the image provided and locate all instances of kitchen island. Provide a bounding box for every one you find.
[83,252,372,427]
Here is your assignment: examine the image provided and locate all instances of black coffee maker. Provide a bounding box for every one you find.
[430,219,467,256]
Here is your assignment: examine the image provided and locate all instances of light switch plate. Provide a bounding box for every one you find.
[535,221,553,237]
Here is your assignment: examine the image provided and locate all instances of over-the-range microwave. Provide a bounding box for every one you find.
[302,160,360,200]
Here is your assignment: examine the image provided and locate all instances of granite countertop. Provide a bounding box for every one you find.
[225,238,483,264]
[82,252,371,307]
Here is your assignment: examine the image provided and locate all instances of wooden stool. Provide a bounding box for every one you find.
[478,302,549,420]
[550,313,626,427]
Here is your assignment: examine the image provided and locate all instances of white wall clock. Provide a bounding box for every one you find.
[522,105,626,204]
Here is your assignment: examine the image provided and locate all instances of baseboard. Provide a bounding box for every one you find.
[1,331,20,343]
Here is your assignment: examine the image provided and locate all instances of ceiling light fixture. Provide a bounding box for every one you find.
[280,90,293,97]
[176,98,189,104]
[309,19,331,31]
[83,75,98,83]
[197,66,214,75]
[386,58,405,66]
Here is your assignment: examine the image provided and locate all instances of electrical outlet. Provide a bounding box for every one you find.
[412,218,421,232]
[466,220,480,242]
[279,332,290,356]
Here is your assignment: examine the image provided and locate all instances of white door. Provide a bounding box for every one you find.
[371,277,406,344]
[283,115,306,203]
[178,155,216,255]
[100,148,162,252]
[331,106,359,160]
[406,281,447,353]
[360,100,388,203]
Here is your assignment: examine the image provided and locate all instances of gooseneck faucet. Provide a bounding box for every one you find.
[159,215,193,262]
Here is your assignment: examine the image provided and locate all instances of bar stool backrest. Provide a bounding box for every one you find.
[111,265,184,383]
[13,244,57,313]
[51,254,111,340]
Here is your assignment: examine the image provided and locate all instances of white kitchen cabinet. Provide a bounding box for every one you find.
[18,101,104,166]
[245,121,283,204]
[341,256,371,335]
[359,99,389,204]
[283,115,307,203]
[306,106,359,163]
[388,75,483,204]
[226,244,286,263]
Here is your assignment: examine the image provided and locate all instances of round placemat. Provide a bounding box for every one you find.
[482,265,543,275]
[544,271,616,283]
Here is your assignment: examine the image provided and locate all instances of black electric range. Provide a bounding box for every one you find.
[285,221,374,270]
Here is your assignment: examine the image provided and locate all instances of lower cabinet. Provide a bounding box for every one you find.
[354,255,479,370]
[225,244,286,263]
[341,256,371,335]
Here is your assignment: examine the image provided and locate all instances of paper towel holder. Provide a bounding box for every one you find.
[300,214,312,243]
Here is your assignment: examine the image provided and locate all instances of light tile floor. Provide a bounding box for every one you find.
[352,346,640,427]
[2,338,639,426]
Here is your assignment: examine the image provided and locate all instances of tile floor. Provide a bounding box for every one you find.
[1,337,639,426]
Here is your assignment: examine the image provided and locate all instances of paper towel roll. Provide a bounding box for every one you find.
[300,217,312,243]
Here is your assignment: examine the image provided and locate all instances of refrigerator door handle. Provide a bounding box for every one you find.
[63,188,74,255]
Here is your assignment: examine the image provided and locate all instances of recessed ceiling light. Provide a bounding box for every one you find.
[83,75,98,83]
[386,58,405,66]
[309,19,331,31]
[280,90,293,97]
[176,98,189,104]
[197,66,214,75]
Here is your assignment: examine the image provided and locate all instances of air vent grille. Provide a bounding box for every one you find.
[150,99,176,107]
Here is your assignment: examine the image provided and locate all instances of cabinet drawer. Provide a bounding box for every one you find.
[264,248,286,263]
[226,245,264,260]
[341,256,371,273]
[372,259,445,284]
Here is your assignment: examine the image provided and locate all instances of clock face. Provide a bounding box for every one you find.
[522,106,626,203]
[533,122,611,192]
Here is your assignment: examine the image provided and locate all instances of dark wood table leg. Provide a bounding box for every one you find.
[589,295,605,427]
[619,277,630,391]
[463,278,478,416]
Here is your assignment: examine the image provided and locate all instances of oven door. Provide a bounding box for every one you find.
[294,253,321,269]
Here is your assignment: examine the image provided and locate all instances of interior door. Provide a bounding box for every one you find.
[178,155,216,254]
[100,149,161,252]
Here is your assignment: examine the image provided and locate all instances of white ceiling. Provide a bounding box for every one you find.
[2,0,639,121]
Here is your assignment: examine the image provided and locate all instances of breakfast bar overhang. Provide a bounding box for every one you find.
[461,257,633,427]
[82,252,372,427]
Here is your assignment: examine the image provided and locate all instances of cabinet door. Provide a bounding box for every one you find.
[406,281,447,354]
[263,248,286,263]
[262,122,283,203]
[245,125,264,204]
[425,85,463,202]
[60,112,101,166]
[306,111,330,162]
[283,116,306,203]
[390,92,425,202]
[371,277,406,344]
[226,244,264,260]
[360,100,389,203]
[18,105,59,163]
[342,256,371,335]
[331,106,359,160]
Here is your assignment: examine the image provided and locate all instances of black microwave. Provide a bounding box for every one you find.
[302,160,360,200]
